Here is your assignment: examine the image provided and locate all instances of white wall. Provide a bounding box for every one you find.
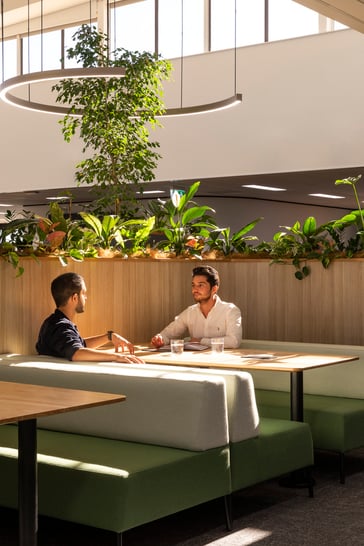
[156,28,364,181]
[0,29,363,196]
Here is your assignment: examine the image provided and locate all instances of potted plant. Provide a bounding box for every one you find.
[145,181,217,258]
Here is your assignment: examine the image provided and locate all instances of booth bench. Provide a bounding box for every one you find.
[242,340,364,483]
[0,355,313,544]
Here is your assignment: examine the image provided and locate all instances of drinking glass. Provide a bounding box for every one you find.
[211,338,224,354]
[170,339,184,355]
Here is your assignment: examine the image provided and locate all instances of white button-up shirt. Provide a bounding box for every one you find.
[159,295,242,348]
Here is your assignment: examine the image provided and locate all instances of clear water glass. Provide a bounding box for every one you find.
[211,338,224,354]
[170,339,184,355]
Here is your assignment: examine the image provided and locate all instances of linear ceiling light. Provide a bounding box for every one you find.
[136,190,165,195]
[309,193,345,199]
[45,196,70,201]
[242,184,287,192]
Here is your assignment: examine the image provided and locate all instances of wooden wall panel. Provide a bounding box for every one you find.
[0,257,363,354]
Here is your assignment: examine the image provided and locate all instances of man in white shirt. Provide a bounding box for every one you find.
[151,265,242,349]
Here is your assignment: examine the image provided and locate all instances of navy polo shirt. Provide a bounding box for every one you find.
[36,308,86,361]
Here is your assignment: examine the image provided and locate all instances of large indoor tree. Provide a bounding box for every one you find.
[53,24,172,217]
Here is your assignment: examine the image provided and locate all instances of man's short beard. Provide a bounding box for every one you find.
[194,294,211,304]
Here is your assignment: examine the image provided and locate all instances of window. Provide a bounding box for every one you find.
[0,39,17,81]
[1,0,351,81]
[22,30,62,73]
[334,21,348,31]
[268,0,319,41]
[159,0,205,58]
[111,0,155,54]
[211,0,265,51]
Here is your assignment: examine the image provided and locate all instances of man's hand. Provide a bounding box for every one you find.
[151,334,164,348]
[111,333,135,354]
[115,354,145,364]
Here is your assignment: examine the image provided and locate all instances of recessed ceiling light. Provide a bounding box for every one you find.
[136,190,165,195]
[0,203,13,207]
[241,184,286,192]
[46,196,70,201]
[309,193,345,199]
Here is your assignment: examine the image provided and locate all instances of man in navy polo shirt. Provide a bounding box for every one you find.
[36,272,144,363]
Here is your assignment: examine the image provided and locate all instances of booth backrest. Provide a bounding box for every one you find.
[128,362,260,443]
[241,340,364,399]
[0,355,229,451]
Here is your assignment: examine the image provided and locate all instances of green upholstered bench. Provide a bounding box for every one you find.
[240,340,364,483]
[0,425,231,544]
[255,389,364,483]
[230,417,314,493]
[0,358,232,545]
[115,363,315,504]
[0,418,314,543]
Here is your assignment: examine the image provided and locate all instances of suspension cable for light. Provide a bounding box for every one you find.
[0,0,4,83]
[0,0,242,117]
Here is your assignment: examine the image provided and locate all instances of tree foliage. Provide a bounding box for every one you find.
[52,25,172,216]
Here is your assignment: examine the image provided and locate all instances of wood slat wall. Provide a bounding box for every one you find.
[0,257,363,354]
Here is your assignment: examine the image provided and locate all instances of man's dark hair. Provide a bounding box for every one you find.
[51,273,84,307]
[192,265,220,288]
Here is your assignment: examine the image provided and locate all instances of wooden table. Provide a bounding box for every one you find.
[0,380,126,546]
[139,346,358,421]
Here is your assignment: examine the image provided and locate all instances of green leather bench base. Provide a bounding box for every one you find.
[230,417,314,491]
[0,425,230,533]
[255,389,364,453]
[0,418,315,534]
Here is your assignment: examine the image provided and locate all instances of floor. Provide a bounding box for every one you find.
[0,450,363,546]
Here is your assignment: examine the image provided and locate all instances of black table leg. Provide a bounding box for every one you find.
[18,419,37,546]
[290,371,304,421]
[281,371,314,494]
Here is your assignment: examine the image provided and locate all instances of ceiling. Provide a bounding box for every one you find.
[1,167,363,212]
[0,1,363,213]
[294,0,364,34]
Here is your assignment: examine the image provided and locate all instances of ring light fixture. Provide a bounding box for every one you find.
[0,68,242,117]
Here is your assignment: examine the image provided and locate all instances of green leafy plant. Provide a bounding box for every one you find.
[0,210,41,276]
[335,175,364,229]
[147,181,217,256]
[268,216,341,280]
[121,216,156,256]
[52,24,172,216]
[36,202,98,264]
[4,177,364,280]
[79,212,156,257]
[79,213,125,254]
[333,175,364,256]
[206,220,262,256]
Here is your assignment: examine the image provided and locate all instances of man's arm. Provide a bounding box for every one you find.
[71,347,144,363]
[85,332,135,354]
[221,305,242,348]
[151,309,189,347]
